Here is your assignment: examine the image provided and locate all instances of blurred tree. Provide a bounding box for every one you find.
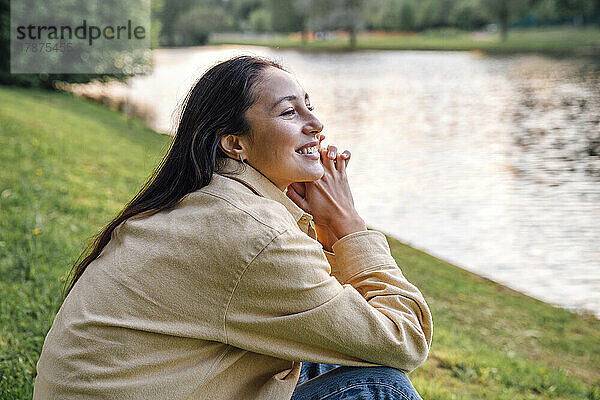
[481,0,539,40]
[232,0,264,28]
[306,0,365,47]
[399,0,416,30]
[379,0,403,30]
[554,0,595,23]
[151,0,164,49]
[531,0,561,22]
[362,0,385,30]
[247,8,272,32]
[1,0,157,89]
[172,5,225,45]
[481,0,509,40]
[450,0,490,30]
[0,0,8,83]
[159,0,197,46]
[292,0,314,42]
[268,0,306,33]
[417,0,456,29]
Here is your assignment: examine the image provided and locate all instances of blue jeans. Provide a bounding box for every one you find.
[291,362,423,400]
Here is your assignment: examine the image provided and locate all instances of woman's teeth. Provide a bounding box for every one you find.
[297,146,318,154]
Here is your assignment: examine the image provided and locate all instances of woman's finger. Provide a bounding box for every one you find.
[320,145,335,171]
[327,145,338,160]
[335,150,348,171]
[338,150,351,171]
[327,145,338,170]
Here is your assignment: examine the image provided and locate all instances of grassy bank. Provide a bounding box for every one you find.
[209,26,600,55]
[1,86,599,399]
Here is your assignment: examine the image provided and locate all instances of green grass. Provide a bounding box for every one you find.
[209,26,600,55]
[1,86,599,399]
[0,86,171,398]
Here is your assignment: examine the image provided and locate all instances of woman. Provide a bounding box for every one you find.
[34,55,433,399]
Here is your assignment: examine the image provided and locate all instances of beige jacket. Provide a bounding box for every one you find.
[33,157,433,400]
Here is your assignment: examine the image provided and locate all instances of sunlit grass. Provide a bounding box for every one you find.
[1,86,599,399]
[0,86,171,399]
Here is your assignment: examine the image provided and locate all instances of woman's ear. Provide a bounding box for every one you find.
[219,134,245,160]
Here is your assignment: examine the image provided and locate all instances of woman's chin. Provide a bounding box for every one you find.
[297,164,324,182]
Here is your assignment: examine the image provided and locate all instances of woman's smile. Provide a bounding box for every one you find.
[295,141,321,159]
[296,151,320,160]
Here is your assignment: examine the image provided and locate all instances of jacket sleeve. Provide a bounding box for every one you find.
[224,229,433,372]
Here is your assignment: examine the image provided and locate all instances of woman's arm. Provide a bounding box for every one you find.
[223,226,433,371]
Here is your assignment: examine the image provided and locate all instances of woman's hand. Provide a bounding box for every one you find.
[287,178,338,252]
[286,138,366,244]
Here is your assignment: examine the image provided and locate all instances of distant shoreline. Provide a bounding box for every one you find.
[205,26,600,57]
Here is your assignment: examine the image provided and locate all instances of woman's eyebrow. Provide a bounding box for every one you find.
[271,93,310,110]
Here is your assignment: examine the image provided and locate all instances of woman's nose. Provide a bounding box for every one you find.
[303,115,324,135]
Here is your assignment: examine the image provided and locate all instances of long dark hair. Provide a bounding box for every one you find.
[65,55,285,296]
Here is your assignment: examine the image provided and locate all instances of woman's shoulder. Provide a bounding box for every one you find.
[112,175,299,271]
[180,174,297,235]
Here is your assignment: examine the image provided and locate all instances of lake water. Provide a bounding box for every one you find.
[87,45,600,318]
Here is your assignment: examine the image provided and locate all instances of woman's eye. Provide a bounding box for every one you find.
[281,105,313,116]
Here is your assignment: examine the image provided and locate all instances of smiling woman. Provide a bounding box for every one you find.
[218,66,325,191]
[33,55,432,400]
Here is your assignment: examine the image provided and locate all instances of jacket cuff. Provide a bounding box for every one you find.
[330,230,396,284]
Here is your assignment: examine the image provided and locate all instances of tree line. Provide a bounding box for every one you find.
[2,0,599,89]
[158,0,600,46]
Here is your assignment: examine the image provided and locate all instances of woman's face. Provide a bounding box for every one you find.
[242,66,324,191]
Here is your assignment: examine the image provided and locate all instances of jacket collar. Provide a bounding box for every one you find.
[216,157,314,227]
